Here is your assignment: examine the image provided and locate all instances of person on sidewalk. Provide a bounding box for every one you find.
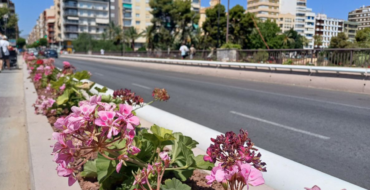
[0,35,11,72]
[179,43,189,59]
[190,45,196,60]
[100,49,105,55]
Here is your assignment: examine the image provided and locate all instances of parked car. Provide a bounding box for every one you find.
[28,48,38,56]
[45,50,58,58]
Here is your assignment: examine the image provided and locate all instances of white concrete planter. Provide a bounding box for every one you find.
[217,49,238,62]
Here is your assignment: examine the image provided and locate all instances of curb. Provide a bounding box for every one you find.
[22,58,81,190]
[89,83,365,190]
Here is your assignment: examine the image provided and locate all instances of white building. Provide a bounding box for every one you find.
[315,14,344,48]
[278,0,316,49]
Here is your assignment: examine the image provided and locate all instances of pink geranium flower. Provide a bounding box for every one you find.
[44,66,52,76]
[206,163,227,185]
[95,111,121,139]
[117,104,140,130]
[34,73,42,82]
[56,162,76,186]
[60,84,66,92]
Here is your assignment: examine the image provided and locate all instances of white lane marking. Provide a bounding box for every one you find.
[230,111,330,140]
[161,74,370,111]
[132,83,151,90]
[95,72,104,76]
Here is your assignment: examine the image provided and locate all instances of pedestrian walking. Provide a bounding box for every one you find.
[100,49,105,55]
[179,43,189,59]
[0,35,11,72]
[189,45,196,60]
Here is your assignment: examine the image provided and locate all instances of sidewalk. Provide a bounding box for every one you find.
[0,60,31,189]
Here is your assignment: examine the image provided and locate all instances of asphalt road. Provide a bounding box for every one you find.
[55,57,370,188]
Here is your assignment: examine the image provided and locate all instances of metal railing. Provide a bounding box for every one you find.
[69,52,370,76]
[75,48,370,69]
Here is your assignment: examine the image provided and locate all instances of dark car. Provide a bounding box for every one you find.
[46,50,58,58]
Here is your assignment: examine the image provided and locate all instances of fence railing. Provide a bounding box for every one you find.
[74,48,370,68]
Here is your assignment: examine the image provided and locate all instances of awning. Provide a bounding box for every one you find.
[96,18,109,24]
[67,17,79,20]
[123,4,132,8]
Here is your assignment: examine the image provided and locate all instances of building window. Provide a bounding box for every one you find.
[111,13,115,17]
[136,21,140,25]
[111,5,115,10]
[136,13,140,17]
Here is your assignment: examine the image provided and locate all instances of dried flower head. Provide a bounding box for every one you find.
[152,88,170,101]
[113,89,144,106]
[204,129,266,172]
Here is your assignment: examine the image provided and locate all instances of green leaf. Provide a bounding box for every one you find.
[73,70,91,81]
[41,75,48,88]
[56,89,72,105]
[94,86,108,93]
[81,160,97,178]
[150,125,176,143]
[161,178,191,190]
[173,133,198,149]
[96,153,117,183]
[75,81,95,89]
[51,77,65,90]
[101,95,113,103]
[193,155,214,170]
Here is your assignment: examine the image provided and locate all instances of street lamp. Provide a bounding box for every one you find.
[2,14,8,36]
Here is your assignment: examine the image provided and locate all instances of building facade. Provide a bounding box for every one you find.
[277,13,295,33]
[348,6,370,31]
[246,0,280,22]
[314,14,344,48]
[343,21,359,42]
[45,6,56,45]
[0,0,18,39]
[120,0,201,46]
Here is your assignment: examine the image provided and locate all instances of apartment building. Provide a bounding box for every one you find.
[0,0,18,38]
[246,0,280,22]
[348,5,370,31]
[120,0,201,46]
[343,21,359,42]
[277,13,295,33]
[314,14,344,48]
[45,6,56,45]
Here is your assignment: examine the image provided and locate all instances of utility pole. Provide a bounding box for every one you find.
[217,0,220,48]
[226,0,229,43]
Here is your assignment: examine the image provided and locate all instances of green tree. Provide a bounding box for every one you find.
[16,37,26,48]
[228,5,255,48]
[329,32,352,48]
[124,27,143,50]
[355,27,370,47]
[149,0,199,49]
[281,32,295,47]
[39,38,48,46]
[72,33,93,52]
[142,26,154,51]
[202,4,227,48]
[248,19,282,49]
[313,35,323,48]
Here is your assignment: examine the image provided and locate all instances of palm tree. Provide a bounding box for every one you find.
[301,36,310,47]
[124,27,144,50]
[282,32,295,47]
[313,35,323,48]
[142,26,154,51]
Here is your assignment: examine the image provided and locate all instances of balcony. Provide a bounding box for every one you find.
[64,28,79,33]
[64,4,77,8]
[64,12,78,16]
[64,21,79,25]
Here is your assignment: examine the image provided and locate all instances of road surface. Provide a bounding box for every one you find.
[55,57,370,188]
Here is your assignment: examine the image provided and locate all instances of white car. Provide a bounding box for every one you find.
[28,48,38,56]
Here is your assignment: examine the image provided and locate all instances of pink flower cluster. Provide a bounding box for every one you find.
[34,95,56,115]
[204,130,266,190]
[36,65,53,76]
[52,95,141,186]
[206,161,264,189]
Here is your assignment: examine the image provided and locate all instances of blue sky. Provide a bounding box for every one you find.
[16,0,370,37]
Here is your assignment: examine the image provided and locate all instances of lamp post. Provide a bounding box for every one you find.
[217,0,220,48]
[2,14,8,36]
[226,0,229,43]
